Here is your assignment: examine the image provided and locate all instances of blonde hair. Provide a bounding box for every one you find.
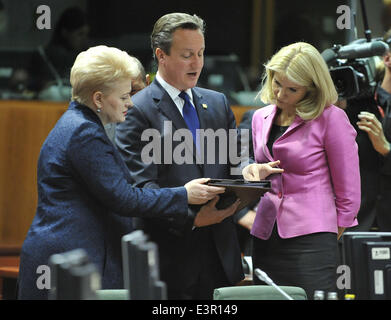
[259,42,338,120]
[70,45,139,105]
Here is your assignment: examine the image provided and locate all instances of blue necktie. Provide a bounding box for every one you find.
[179,91,200,149]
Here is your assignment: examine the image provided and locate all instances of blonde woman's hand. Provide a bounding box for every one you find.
[242,160,284,181]
[337,227,345,240]
[184,178,226,205]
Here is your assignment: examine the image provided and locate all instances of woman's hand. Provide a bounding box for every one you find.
[337,227,345,240]
[242,160,284,181]
[357,111,390,156]
[184,178,226,205]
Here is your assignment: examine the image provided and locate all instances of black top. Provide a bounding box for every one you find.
[267,124,289,157]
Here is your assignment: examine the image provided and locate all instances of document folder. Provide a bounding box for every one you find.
[207,179,271,211]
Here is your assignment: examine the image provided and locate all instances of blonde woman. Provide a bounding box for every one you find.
[18,45,236,299]
[242,42,361,298]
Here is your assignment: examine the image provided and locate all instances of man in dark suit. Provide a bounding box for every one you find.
[115,13,245,299]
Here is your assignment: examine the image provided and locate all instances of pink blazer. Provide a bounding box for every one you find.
[251,104,361,239]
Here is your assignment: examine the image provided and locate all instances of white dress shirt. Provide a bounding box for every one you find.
[155,72,196,116]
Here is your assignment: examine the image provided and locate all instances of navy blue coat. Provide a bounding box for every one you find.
[18,101,191,299]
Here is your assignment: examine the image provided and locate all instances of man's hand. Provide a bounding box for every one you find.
[357,111,390,156]
[193,196,240,227]
[242,160,284,181]
[184,178,226,205]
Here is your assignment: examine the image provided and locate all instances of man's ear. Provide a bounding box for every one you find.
[155,48,166,64]
[92,91,104,108]
[384,52,391,68]
[145,73,151,86]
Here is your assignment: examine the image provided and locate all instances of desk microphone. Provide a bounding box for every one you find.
[254,268,294,300]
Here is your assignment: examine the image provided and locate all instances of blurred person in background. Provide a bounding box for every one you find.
[29,6,90,99]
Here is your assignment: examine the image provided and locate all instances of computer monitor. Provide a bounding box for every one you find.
[342,232,391,300]
[121,230,166,300]
[121,230,147,299]
[48,248,101,300]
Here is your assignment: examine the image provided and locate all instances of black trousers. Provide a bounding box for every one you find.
[168,227,229,300]
[252,224,338,300]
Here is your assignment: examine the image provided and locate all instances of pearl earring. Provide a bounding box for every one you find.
[97,108,101,113]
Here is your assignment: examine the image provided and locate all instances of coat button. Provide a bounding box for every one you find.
[278,192,282,199]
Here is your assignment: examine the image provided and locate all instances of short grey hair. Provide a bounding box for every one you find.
[151,12,205,61]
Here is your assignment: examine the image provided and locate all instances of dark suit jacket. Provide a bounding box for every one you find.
[237,109,257,161]
[18,101,191,300]
[115,79,244,295]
